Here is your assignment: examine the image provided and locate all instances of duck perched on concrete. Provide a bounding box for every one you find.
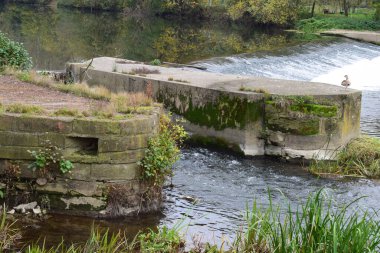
[341,75,351,88]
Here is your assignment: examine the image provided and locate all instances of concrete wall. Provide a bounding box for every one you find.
[67,60,362,160]
[70,68,266,156]
[0,111,161,217]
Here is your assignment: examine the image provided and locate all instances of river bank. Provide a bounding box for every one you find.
[320,29,380,45]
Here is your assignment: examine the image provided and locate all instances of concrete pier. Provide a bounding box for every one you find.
[68,57,362,159]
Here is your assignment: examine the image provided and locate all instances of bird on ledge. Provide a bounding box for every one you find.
[341,75,351,88]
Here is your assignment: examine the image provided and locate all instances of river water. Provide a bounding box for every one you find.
[1,3,379,248]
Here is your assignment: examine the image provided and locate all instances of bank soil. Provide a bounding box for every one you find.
[0,75,106,111]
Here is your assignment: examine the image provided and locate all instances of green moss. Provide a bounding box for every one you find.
[290,104,338,117]
[266,116,320,135]
[158,91,263,131]
[187,134,244,155]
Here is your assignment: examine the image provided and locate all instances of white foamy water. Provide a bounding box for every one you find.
[312,56,380,91]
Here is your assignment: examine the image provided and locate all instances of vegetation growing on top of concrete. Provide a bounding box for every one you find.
[239,85,268,94]
[139,113,187,186]
[2,68,156,118]
[0,32,32,70]
[54,108,81,117]
[310,136,380,178]
[5,103,44,115]
[129,67,160,75]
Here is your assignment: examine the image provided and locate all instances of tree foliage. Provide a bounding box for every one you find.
[227,0,300,25]
[0,32,32,70]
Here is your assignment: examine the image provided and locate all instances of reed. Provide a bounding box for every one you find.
[234,189,380,253]
[310,136,380,178]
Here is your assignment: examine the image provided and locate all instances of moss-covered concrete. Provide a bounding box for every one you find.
[67,57,362,159]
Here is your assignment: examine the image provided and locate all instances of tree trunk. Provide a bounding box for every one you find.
[343,0,349,16]
[311,0,316,17]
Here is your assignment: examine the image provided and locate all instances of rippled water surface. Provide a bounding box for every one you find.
[1,2,379,248]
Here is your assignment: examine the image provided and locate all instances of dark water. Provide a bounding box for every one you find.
[1,3,380,248]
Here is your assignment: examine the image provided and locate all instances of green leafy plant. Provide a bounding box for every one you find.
[0,190,3,199]
[150,59,161,66]
[28,140,74,176]
[59,160,74,174]
[0,32,32,70]
[138,113,187,186]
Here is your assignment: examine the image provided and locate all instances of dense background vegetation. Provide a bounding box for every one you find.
[0,31,32,69]
[5,0,380,26]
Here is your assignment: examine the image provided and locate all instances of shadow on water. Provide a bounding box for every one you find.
[0,3,327,70]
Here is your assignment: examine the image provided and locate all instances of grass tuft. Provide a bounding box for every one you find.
[0,207,20,251]
[53,108,81,117]
[310,136,380,178]
[239,86,268,94]
[5,103,44,115]
[111,92,153,114]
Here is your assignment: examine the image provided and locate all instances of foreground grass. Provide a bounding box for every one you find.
[310,136,380,178]
[2,189,380,252]
[296,10,380,33]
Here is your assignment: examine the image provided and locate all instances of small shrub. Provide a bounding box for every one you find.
[150,59,161,66]
[0,32,32,70]
[168,77,174,81]
[5,103,44,114]
[138,113,188,185]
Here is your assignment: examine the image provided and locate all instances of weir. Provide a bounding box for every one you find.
[68,57,361,159]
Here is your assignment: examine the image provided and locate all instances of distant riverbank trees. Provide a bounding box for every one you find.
[5,0,380,26]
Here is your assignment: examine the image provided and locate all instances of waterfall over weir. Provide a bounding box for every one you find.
[196,39,380,137]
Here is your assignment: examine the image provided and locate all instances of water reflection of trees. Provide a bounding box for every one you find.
[0,3,318,69]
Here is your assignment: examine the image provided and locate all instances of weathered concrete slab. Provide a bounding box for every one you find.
[67,57,361,159]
